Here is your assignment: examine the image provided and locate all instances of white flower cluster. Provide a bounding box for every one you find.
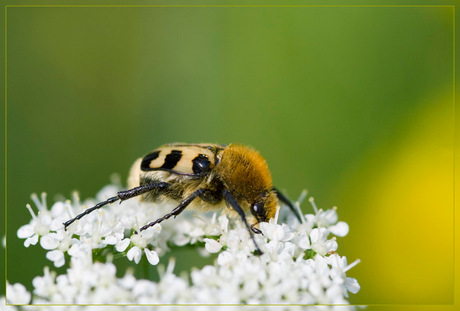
[6,181,360,309]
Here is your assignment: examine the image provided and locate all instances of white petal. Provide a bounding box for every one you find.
[50,219,65,231]
[281,229,295,242]
[218,215,229,231]
[259,222,271,236]
[173,234,191,246]
[264,240,280,255]
[326,284,344,302]
[226,232,240,250]
[130,234,147,248]
[323,209,338,224]
[50,201,66,217]
[325,239,338,252]
[310,228,319,243]
[279,242,295,260]
[103,235,118,245]
[55,257,66,268]
[6,283,31,304]
[145,249,160,265]
[40,234,59,250]
[139,227,156,240]
[297,232,311,250]
[46,250,65,268]
[272,225,285,241]
[151,223,162,234]
[127,247,142,264]
[17,224,34,238]
[132,279,157,297]
[217,251,233,267]
[329,221,349,237]
[203,238,222,253]
[308,280,323,298]
[304,214,316,224]
[24,234,38,247]
[346,277,360,294]
[120,274,137,289]
[46,249,62,261]
[116,238,130,252]
[189,227,205,238]
[261,223,284,241]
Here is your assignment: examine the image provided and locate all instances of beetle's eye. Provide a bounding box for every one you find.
[251,203,265,217]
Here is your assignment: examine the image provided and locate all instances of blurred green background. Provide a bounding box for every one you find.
[1,1,456,308]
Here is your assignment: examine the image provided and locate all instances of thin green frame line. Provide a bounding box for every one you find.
[3,303,453,308]
[3,3,457,307]
[2,4,457,8]
[453,5,457,307]
[4,3,7,306]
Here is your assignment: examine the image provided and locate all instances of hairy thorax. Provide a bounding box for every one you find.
[215,144,273,204]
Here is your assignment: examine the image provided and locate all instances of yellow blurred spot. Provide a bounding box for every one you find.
[340,94,453,304]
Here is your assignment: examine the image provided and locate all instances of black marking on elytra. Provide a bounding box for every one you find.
[161,150,182,169]
[192,154,211,174]
[141,151,161,171]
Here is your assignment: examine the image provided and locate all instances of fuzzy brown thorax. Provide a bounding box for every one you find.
[216,144,272,198]
[215,144,277,221]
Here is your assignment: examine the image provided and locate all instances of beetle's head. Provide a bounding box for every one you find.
[250,190,277,224]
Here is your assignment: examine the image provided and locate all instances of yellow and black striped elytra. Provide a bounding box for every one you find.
[140,144,219,176]
[64,143,301,255]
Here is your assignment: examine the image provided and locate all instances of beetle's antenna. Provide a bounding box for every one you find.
[273,188,303,223]
[223,190,263,255]
[63,195,120,228]
[63,182,170,229]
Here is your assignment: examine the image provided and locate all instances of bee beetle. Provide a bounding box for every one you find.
[64,143,301,254]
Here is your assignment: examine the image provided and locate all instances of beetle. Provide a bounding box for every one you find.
[64,143,301,254]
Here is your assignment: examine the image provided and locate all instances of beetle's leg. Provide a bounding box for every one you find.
[63,182,170,229]
[273,188,303,222]
[116,182,169,201]
[137,188,204,232]
[223,190,263,255]
[250,223,262,234]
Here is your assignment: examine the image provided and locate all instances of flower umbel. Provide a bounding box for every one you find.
[8,182,361,307]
